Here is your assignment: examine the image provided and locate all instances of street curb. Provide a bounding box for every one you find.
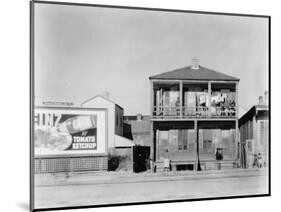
[35,168,268,187]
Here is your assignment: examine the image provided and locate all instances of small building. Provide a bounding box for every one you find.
[81,95,128,148]
[239,92,269,168]
[149,59,240,171]
[81,95,135,171]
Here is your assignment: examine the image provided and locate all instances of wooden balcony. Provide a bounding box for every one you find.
[150,79,239,120]
[152,106,236,119]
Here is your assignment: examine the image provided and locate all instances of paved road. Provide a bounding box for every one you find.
[35,174,268,209]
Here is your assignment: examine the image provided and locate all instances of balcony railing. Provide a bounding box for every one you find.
[152,106,236,119]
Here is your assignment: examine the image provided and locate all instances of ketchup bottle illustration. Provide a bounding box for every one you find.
[56,115,97,134]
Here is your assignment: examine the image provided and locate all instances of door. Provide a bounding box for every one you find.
[163,91,179,116]
[241,143,247,168]
[245,139,254,168]
[133,146,150,173]
[157,130,169,160]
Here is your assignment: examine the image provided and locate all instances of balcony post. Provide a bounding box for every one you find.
[150,80,154,117]
[153,128,157,161]
[235,82,239,118]
[208,81,211,116]
[235,119,239,159]
[179,81,183,117]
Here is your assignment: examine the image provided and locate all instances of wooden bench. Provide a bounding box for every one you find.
[154,160,196,172]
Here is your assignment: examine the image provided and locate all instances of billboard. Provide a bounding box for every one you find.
[34,107,107,156]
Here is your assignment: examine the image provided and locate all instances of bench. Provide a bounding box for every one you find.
[154,160,196,172]
[153,159,235,172]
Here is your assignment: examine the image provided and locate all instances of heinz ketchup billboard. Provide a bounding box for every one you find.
[34,107,107,156]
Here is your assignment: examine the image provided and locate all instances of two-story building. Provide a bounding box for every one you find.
[149,60,240,171]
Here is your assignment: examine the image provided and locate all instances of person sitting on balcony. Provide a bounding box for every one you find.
[211,93,225,116]
[211,93,224,106]
[175,97,180,116]
[199,94,207,107]
[229,99,235,107]
[228,100,236,116]
[198,94,208,116]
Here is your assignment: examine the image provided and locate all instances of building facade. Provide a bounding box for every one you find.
[239,92,269,168]
[123,114,151,146]
[150,61,240,171]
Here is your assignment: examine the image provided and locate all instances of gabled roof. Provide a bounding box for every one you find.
[81,95,123,109]
[149,65,239,81]
[239,104,269,127]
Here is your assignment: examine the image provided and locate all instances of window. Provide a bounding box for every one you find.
[201,129,213,153]
[178,130,188,150]
[203,140,212,152]
[247,140,253,152]
[259,120,268,146]
[158,130,169,159]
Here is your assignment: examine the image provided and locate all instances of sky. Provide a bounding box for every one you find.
[34,3,269,115]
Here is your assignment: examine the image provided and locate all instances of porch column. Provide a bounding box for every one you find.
[150,80,154,117]
[235,82,239,118]
[153,128,157,161]
[235,82,239,159]
[179,81,183,117]
[235,119,239,159]
[195,120,201,171]
[208,81,211,116]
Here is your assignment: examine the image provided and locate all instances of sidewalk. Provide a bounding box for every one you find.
[35,168,268,186]
[35,168,268,187]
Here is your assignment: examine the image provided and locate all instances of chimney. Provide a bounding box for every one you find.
[102,91,110,99]
[191,58,200,69]
[137,113,142,121]
[258,96,263,105]
[264,90,268,104]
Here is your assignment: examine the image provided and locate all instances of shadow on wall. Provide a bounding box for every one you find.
[123,123,133,140]
[108,148,133,171]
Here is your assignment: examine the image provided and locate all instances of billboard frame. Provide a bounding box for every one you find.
[33,106,109,157]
